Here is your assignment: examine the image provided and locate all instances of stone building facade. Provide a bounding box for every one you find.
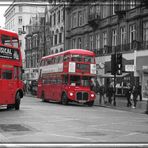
[65,0,148,98]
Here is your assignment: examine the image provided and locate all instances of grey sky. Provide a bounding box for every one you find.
[0,1,12,28]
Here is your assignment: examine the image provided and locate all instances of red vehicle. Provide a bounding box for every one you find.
[37,49,96,106]
[0,28,24,110]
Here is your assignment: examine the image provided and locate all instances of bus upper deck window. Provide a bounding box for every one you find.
[59,55,63,63]
[71,55,82,62]
[1,35,11,46]
[84,56,94,63]
[12,37,19,48]
[63,55,70,62]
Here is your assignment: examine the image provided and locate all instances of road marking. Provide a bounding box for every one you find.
[50,133,94,142]
[0,133,8,142]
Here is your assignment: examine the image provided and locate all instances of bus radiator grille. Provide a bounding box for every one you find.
[76,92,88,101]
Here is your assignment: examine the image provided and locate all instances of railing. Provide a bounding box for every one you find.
[95,41,148,57]
[88,13,100,29]
[88,13,100,22]
[114,4,126,14]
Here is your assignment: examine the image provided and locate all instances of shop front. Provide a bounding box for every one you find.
[103,58,134,96]
[136,56,148,100]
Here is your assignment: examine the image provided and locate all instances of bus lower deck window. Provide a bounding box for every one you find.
[2,70,12,79]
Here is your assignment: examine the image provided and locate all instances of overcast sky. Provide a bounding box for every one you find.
[0,1,12,28]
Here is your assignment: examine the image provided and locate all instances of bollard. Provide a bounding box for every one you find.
[145,100,148,114]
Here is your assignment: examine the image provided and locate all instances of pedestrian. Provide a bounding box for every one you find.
[90,78,96,92]
[107,82,114,104]
[95,78,100,94]
[137,83,142,101]
[125,83,132,107]
[132,85,138,108]
[99,85,107,104]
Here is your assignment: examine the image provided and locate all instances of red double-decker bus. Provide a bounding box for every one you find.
[0,28,24,110]
[37,49,96,106]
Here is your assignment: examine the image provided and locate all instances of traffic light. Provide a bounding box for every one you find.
[116,53,122,75]
[111,54,116,75]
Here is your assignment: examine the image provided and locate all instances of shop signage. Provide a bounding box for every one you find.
[96,63,105,69]
[142,66,148,70]
[0,46,19,60]
[125,65,134,72]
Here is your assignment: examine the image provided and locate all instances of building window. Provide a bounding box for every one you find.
[54,34,57,45]
[130,0,136,9]
[83,8,87,25]
[112,0,116,15]
[103,32,107,47]
[102,2,108,18]
[121,0,126,10]
[112,29,117,46]
[19,6,22,12]
[78,11,83,26]
[129,24,136,49]
[72,38,76,48]
[143,22,148,46]
[78,37,82,48]
[120,26,126,45]
[71,12,77,28]
[18,16,22,25]
[129,24,136,43]
[59,32,62,44]
[61,8,64,21]
[89,35,93,50]
[96,33,100,49]
[53,13,56,26]
[57,10,60,23]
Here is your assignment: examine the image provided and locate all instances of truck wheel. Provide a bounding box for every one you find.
[61,93,68,105]
[15,92,21,110]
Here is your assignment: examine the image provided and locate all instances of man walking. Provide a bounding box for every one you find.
[125,83,132,107]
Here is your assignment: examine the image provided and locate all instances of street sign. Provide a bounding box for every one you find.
[125,65,134,72]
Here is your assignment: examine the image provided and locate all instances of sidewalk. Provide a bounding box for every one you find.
[94,94,148,114]
[25,93,148,114]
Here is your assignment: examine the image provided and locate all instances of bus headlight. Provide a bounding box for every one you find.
[90,94,95,98]
[69,92,74,96]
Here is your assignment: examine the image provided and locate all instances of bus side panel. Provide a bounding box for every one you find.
[0,68,15,105]
[52,83,61,101]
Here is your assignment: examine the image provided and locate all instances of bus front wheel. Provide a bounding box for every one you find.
[15,92,21,110]
[61,93,68,105]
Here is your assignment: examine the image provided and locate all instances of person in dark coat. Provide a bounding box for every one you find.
[137,83,142,101]
[99,85,107,104]
[107,83,114,104]
[132,85,138,108]
[125,83,132,107]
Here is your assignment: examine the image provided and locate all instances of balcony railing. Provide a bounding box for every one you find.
[114,4,126,18]
[95,41,148,57]
[88,13,100,29]
[142,0,148,8]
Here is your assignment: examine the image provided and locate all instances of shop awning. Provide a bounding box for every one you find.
[97,72,129,78]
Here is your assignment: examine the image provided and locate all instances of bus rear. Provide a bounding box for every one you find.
[0,29,24,110]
